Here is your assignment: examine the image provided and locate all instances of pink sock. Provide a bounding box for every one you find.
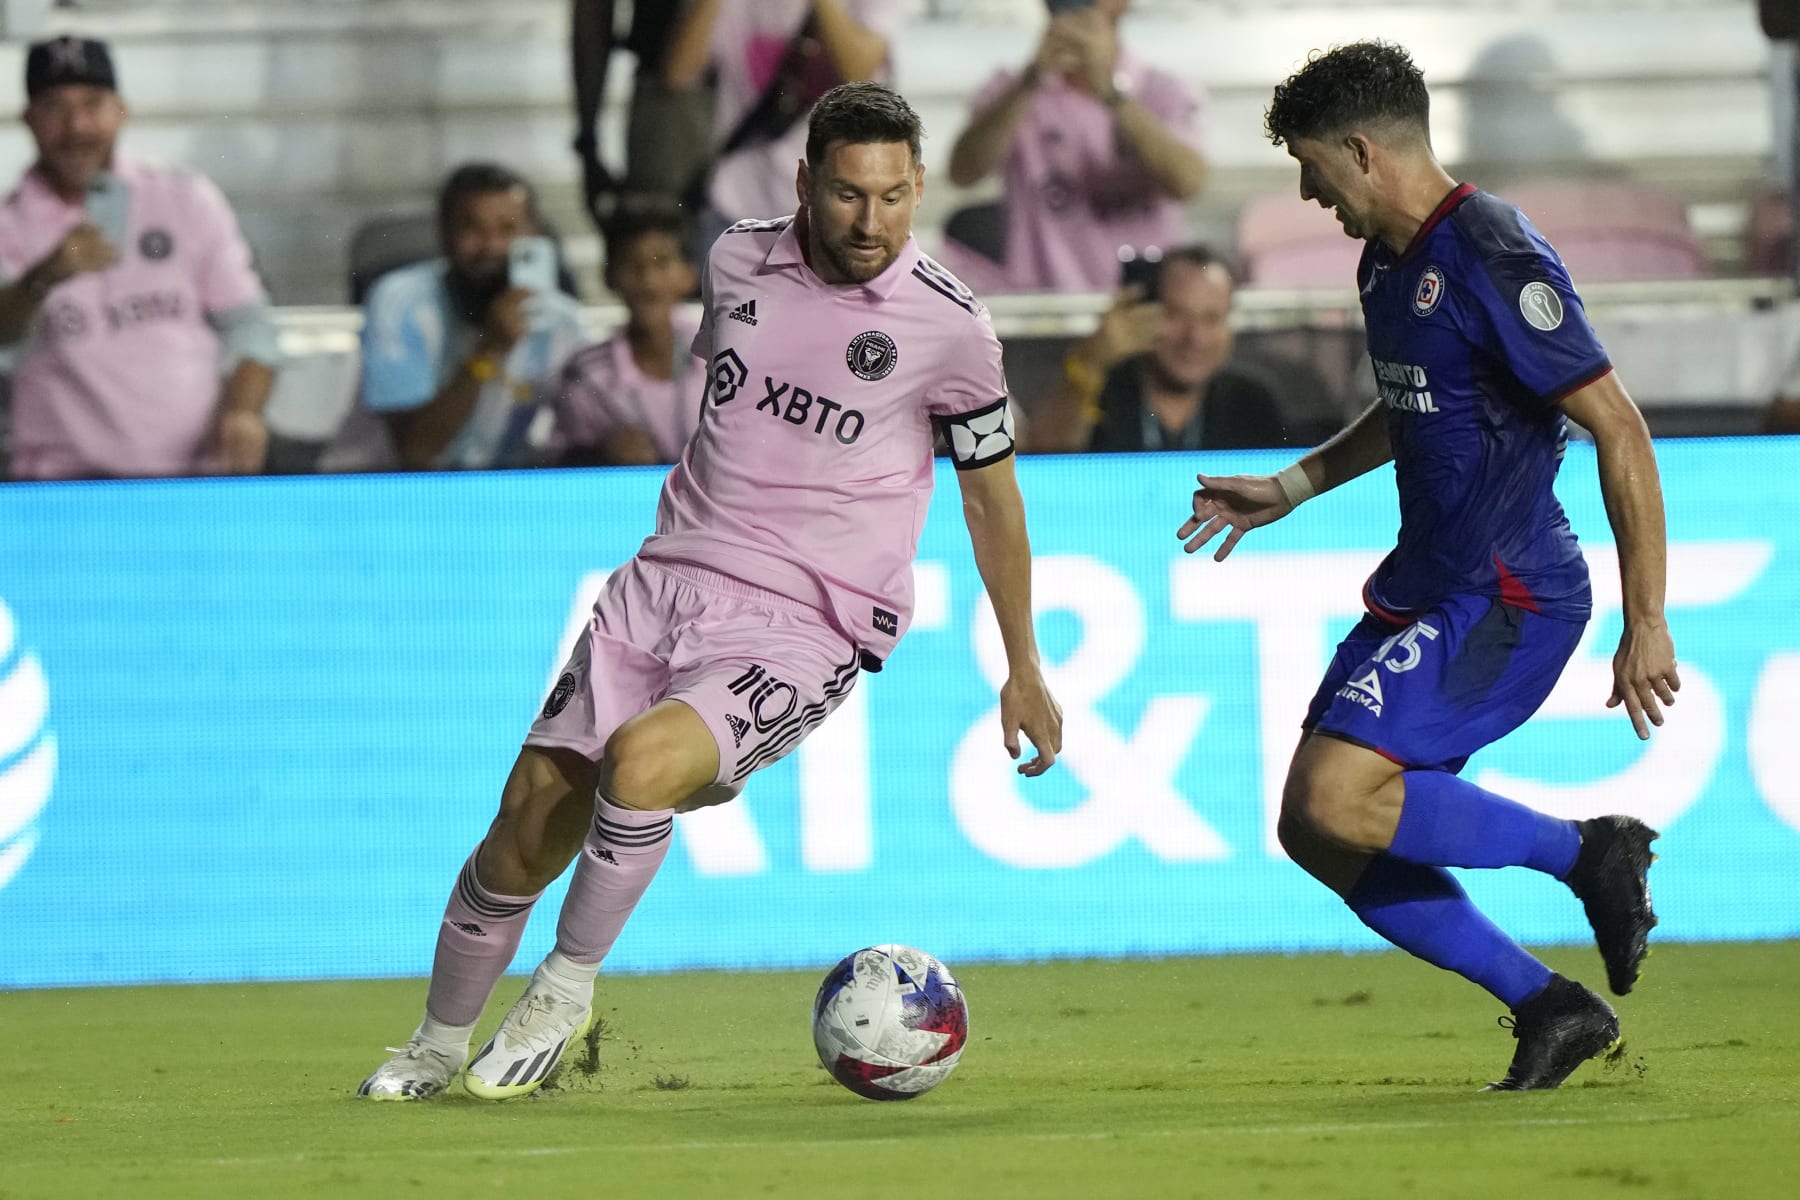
[424,851,543,1027]
[554,796,674,966]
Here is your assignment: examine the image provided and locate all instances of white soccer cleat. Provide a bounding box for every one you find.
[357,1039,465,1102]
[462,988,592,1101]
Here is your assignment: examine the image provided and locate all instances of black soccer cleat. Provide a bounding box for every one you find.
[1483,974,1620,1092]
[1565,815,1660,995]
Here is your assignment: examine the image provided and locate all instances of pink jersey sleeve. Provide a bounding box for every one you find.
[1140,67,1206,155]
[921,302,1008,420]
[691,249,717,363]
[185,173,265,313]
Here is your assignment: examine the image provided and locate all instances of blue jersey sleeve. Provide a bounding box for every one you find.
[1457,213,1611,404]
[360,268,448,413]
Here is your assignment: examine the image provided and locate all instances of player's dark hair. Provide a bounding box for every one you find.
[1265,40,1432,148]
[436,162,543,242]
[806,81,924,167]
[602,205,691,267]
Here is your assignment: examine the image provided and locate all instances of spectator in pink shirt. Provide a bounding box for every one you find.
[946,0,1206,293]
[550,208,702,466]
[663,0,915,240]
[0,36,279,481]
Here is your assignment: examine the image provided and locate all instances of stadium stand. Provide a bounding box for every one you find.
[0,0,1790,465]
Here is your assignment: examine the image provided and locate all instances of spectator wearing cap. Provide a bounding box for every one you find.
[946,0,1205,293]
[0,36,281,480]
[358,163,588,470]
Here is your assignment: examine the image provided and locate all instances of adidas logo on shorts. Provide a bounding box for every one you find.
[728,299,759,326]
[725,713,750,746]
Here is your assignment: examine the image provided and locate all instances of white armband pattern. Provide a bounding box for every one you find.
[936,397,1016,470]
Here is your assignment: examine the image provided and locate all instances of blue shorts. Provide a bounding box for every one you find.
[1303,594,1584,774]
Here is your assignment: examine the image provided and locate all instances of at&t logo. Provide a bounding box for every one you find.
[0,598,55,891]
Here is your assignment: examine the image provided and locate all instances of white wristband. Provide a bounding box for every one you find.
[1276,462,1316,509]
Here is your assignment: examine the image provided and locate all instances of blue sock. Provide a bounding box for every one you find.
[1347,854,1552,1009]
[1389,770,1580,878]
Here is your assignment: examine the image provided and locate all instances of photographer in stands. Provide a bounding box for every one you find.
[947,0,1205,293]
[1033,245,1297,453]
[358,164,587,471]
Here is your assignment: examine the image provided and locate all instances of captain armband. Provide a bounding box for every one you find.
[936,396,1017,471]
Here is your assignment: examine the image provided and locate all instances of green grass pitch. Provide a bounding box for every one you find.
[5,941,1797,1198]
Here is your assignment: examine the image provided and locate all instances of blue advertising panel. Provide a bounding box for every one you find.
[2,438,1798,988]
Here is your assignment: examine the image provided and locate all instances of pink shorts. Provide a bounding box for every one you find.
[526,558,860,805]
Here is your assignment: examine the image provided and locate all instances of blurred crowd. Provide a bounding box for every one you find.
[0,0,1794,482]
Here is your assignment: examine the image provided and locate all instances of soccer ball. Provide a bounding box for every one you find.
[811,944,969,1101]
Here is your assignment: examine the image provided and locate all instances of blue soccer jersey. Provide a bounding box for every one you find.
[1356,183,1609,624]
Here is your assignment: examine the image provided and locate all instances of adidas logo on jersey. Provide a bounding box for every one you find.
[728,299,759,326]
[725,713,750,746]
[451,921,486,937]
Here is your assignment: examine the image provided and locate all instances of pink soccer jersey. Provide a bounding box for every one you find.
[548,315,703,464]
[636,213,1016,665]
[0,154,267,478]
[972,55,1205,293]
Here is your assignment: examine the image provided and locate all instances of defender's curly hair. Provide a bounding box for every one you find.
[1265,41,1431,147]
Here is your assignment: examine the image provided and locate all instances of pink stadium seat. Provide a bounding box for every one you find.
[1236,181,1710,288]
[1744,189,1792,278]
[1235,192,1363,289]
[1497,181,1709,282]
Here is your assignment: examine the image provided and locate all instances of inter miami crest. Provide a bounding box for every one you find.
[542,671,578,719]
[846,331,898,382]
[139,229,174,261]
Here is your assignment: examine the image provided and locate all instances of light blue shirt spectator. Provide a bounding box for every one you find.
[360,258,587,469]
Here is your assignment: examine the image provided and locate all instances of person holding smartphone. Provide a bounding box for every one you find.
[946,0,1206,293]
[0,36,281,481]
[358,163,589,470]
[1034,245,1296,452]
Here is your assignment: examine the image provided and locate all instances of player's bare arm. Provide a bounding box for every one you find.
[1560,372,1679,740]
[1177,398,1393,560]
[955,454,1063,776]
[809,0,891,83]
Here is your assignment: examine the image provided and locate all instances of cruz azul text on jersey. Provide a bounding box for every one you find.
[1373,358,1439,414]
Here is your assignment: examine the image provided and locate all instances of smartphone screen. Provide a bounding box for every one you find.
[508,236,558,294]
[1119,250,1163,301]
[1046,0,1097,13]
[85,174,130,250]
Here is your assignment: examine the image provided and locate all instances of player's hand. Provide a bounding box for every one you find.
[1031,16,1083,82]
[1607,617,1679,740]
[479,287,534,356]
[209,408,269,475]
[1177,472,1292,561]
[1060,9,1119,97]
[1083,285,1161,369]
[1001,668,1063,777]
[31,222,118,290]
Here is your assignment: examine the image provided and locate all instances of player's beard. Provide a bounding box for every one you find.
[445,266,508,326]
[821,232,900,284]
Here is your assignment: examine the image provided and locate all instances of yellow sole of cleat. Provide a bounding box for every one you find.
[462,1008,594,1102]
